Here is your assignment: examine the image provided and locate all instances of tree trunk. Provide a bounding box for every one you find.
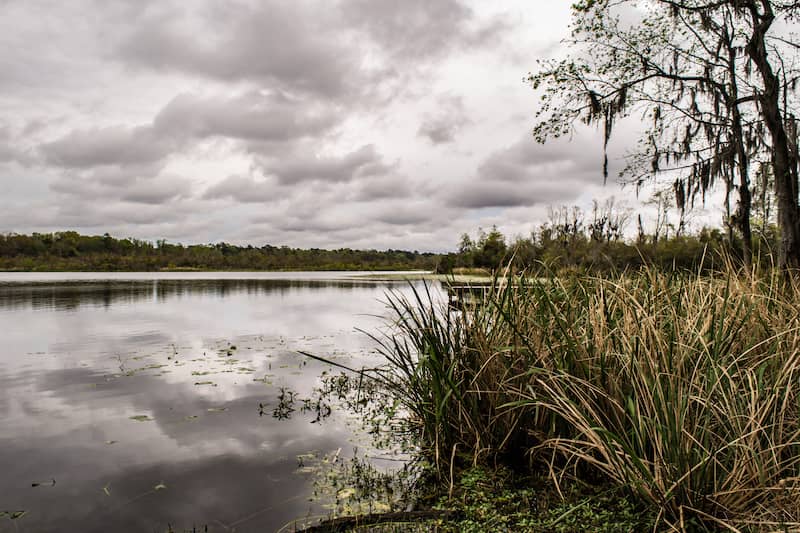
[729,98,753,269]
[726,26,753,269]
[738,181,753,268]
[745,2,800,269]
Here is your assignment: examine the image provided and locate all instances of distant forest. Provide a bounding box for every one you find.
[0,210,777,273]
[0,231,438,271]
[443,200,780,275]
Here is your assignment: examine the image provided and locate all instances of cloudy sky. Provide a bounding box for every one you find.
[0,0,707,251]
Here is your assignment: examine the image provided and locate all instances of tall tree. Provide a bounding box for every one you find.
[738,0,800,268]
[530,0,800,268]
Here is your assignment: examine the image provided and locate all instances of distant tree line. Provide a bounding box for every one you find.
[1,208,779,273]
[0,231,438,271]
[437,199,779,275]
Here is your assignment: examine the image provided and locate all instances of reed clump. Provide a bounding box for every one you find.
[374,266,800,530]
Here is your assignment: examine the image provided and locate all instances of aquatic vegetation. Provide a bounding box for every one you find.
[427,466,652,533]
[288,449,423,531]
[0,511,27,521]
[377,266,800,530]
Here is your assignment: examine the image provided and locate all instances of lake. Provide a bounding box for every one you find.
[0,272,438,532]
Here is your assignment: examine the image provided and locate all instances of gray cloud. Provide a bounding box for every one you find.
[449,179,602,209]
[42,90,334,171]
[342,0,507,60]
[275,215,362,234]
[38,88,347,218]
[204,152,409,205]
[447,134,606,208]
[202,174,280,204]
[154,91,339,142]
[51,172,192,212]
[418,119,462,145]
[115,0,507,106]
[52,165,146,194]
[120,174,193,204]
[53,196,208,227]
[0,125,32,165]
[42,126,174,168]
[263,145,393,185]
[0,1,648,252]
[350,173,412,201]
[418,95,471,145]
[372,202,442,226]
[268,197,449,234]
[116,2,368,99]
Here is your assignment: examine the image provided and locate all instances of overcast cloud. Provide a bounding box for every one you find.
[0,0,694,251]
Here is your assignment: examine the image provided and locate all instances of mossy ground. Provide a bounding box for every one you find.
[433,467,651,533]
[342,466,653,532]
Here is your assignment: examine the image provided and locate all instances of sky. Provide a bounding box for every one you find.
[0,0,718,252]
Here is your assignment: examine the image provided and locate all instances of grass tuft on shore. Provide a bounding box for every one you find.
[375,264,800,531]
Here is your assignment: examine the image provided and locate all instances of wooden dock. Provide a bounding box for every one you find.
[445,281,527,307]
[446,284,494,307]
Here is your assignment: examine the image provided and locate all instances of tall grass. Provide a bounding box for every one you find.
[374,267,800,530]
[367,281,525,468]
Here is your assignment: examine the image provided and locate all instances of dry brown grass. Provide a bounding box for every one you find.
[376,265,800,531]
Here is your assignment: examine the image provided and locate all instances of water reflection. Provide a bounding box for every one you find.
[0,279,401,312]
[0,275,440,532]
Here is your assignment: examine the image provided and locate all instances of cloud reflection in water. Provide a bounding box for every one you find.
[0,276,437,531]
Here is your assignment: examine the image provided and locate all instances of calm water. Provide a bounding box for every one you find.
[0,272,436,532]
